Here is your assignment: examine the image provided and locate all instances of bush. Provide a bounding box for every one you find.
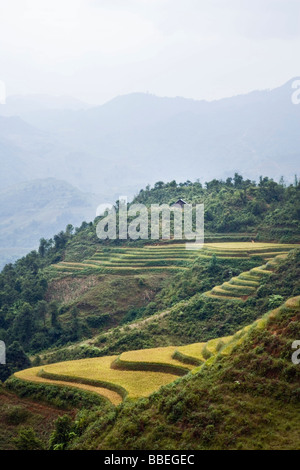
[13,427,44,450]
[49,415,74,450]
[4,405,30,425]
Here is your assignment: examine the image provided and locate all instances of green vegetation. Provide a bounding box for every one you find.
[50,242,293,276]
[41,248,299,364]
[0,384,74,450]
[0,174,300,450]
[1,175,299,368]
[67,296,300,450]
[9,294,300,450]
[133,174,300,242]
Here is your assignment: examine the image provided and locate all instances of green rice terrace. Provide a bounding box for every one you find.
[49,242,295,276]
[204,253,287,301]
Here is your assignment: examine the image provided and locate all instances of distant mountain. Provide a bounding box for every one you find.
[0,79,299,266]
[61,78,299,186]
[0,178,98,269]
[0,93,90,115]
[0,78,299,197]
[0,114,117,197]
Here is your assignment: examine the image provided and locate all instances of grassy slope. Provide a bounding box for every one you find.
[11,292,299,408]
[37,247,300,364]
[45,272,167,330]
[69,296,300,450]
[4,247,300,449]
[0,385,71,450]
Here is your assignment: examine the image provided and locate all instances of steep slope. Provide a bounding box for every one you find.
[8,295,300,449]
[0,385,72,450]
[37,246,300,367]
[204,253,285,300]
[68,295,300,450]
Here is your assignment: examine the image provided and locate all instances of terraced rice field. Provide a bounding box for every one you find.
[15,336,239,405]
[14,365,124,406]
[204,253,288,301]
[14,296,300,406]
[15,355,181,404]
[119,346,192,369]
[14,341,223,405]
[50,242,296,276]
[6,323,267,404]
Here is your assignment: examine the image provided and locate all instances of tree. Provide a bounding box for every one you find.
[38,238,48,257]
[14,428,44,450]
[12,303,34,346]
[49,415,75,450]
[49,302,59,328]
[66,224,74,236]
[36,300,48,327]
[53,231,68,250]
[0,341,31,382]
[154,181,165,189]
[208,253,218,274]
[233,173,243,188]
[70,306,80,341]
[279,176,285,187]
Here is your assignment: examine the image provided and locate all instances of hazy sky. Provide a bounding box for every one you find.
[0,0,300,104]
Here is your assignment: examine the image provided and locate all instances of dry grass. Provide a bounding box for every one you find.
[203,242,296,251]
[15,367,123,406]
[177,342,206,361]
[285,296,300,309]
[120,346,194,370]
[15,356,182,401]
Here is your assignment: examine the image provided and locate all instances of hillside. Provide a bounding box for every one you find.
[1,172,299,268]
[0,176,299,369]
[132,176,300,242]
[74,295,300,450]
[0,385,73,450]
[39,246,300,365]
[0,175,299,450]
[6,295,300,450]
